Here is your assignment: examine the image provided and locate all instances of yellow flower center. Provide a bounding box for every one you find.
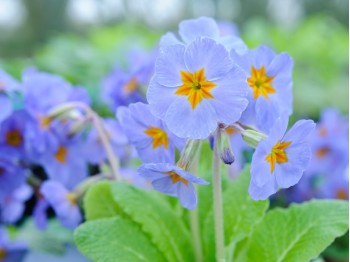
[315,147,330,159]
[123,78,138,94]
[5,129,23,147]
[226,126,237,136]
[175,68,216,109]
[0,248,6,260]
[40,116,52,129]
[336,189,347,200]
[166,171,188,186]
[247,66,276,99]
[144,127,169,149]
[55,146,68,163]
[66,192,78,205]
[265,140,292,173]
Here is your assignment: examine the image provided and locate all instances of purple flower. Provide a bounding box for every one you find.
[33,198,49,230]
[0,185,32,224]
[39,135,88,190]
[0,160,26,200]
[117,102,185,163]
[249,118,315,200]
[84,118,129,164]
[147,37,248,139]
[102,49,156,111]
[160,17,247,54]
[0,227,27,262]
[40,180,82,229]
[0,69,19,123]
[138,163,209,210]
[231,45,294,134]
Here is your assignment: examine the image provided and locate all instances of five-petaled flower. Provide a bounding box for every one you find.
[138,163,209,209]
[249,118,315,200]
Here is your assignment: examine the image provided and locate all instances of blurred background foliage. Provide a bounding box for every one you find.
[0,0,348,119]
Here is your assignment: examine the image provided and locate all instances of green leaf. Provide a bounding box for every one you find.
[245,200,349,262]
[83,181,122,220]
[201,165,269,262]
[223,165,269,247]
[74,217,166,262]
[110,183,194,262]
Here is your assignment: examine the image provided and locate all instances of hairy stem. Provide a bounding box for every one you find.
[212,135,225,262]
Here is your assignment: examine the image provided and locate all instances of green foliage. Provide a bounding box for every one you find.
[243,200,349,262]
[76,165,349,262]
[74,217,166,262]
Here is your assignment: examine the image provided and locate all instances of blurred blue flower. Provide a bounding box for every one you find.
[148,37,248,139]
[160,17,247,54]
[0,160,26,202]
[117,102,185,163]
[231,45,294,134]
[40,180,82,229]
[83,118,129,165]
[0,227,27,262]
[0,185,32,224]
[249,119,315,200]
[138,163,208,210]
[33,198,49,230]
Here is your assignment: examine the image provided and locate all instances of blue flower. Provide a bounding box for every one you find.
[160,17,247,54]
[0,227,27,261]
[138,163,209,209]
[84,118,129,165]
[40,180,82,229]
[249,118,315,200]
[231,45,294,134]
[33,198,49,230]
[117,102,185,163]
[0,160,26,202]
[148,37,248,139]
[0,185,32,224]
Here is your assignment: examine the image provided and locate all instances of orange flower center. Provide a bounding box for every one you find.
[5,129,23,147]
[226,126,237,136]
[318,127,328,137]
[66,192,78,205]
[123,78,138,94]
[315,147,330,159]
[166,171,188,186]
[265,140,292,173]
[336,189,347,200]
[175,68,216,109]
[247,66,275,99]
[0,248,6,260]
[144,127,169,149]
[40,116,52,129]
[55,146,68,163]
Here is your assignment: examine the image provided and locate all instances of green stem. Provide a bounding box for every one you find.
[212,135,225,262]
[189,157,203,262]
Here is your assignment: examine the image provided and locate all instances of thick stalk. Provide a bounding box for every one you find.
[212,135,225,262]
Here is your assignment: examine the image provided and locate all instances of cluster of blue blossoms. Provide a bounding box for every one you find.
[0,16,347,258]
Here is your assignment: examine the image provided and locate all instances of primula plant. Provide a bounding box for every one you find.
[0,17,348,262]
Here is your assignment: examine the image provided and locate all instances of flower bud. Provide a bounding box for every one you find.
[241,129,267,148]
[177,139,201,171]
[217,127,235,165]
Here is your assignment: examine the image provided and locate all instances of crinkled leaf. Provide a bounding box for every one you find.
[74,217,165,262]
[244,200,349,262]
[83,181,122,220]
[110,183,194,262]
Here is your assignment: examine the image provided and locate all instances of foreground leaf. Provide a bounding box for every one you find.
[245,200,349,262]
[111,183,194,262]
[74,217,166,262]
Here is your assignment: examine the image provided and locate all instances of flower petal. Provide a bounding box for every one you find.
[179,17,219,44]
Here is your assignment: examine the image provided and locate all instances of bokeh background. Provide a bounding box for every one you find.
[0,0,348,119]
[0,0,348,261]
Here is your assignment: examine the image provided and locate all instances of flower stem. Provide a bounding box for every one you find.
[48,102,122,181]
[212,135,225,262]
[189,156,203,262]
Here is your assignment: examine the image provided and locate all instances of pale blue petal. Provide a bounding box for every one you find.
[179,17,219,44]
[177,182,197,210]
[184,37,232,81]
[283,119,316,144]
[0,95,12,122]
[152,176,177,196]
[248,176,278,200]
[159,32,182,48]
[218,35,248,54]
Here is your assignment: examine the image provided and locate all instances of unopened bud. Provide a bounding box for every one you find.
[177,139,201,171]
[217,128,235,165]
[242,129,267,148]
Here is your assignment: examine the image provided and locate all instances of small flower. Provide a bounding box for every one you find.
[160,17,247,54]
[249,118,315,200]
[117,102,185,163]
[84,118,129,164]
[138,163,209,210]
[40,180,82,229]
[0,185,33,224]
[0,227,27,261]
[231,45,294,134]
[148,37,248,139]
